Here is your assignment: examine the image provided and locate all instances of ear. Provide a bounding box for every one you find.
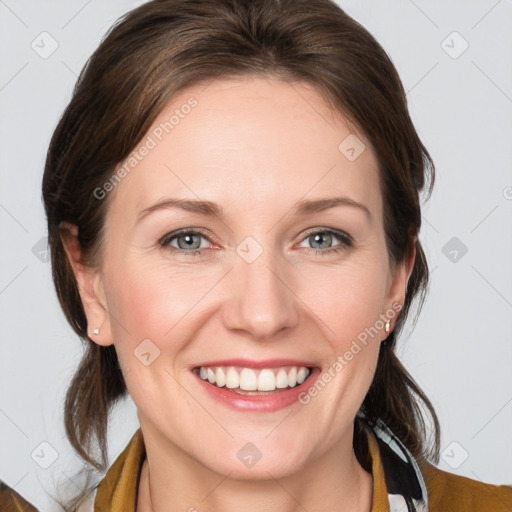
[60,222,114,346]
[384,238,416,330]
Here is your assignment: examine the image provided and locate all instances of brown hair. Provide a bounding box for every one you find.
[42,0,439,506]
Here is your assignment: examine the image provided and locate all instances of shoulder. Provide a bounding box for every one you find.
[0,480,39,511]
[420,461,512,511]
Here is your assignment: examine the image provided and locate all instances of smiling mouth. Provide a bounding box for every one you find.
[193,365,313,395]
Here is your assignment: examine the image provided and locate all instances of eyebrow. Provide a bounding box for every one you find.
[137,196,371,222]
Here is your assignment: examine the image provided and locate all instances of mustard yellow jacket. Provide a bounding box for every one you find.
[2,424,511,511]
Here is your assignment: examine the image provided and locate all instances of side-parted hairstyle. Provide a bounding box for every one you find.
[42,0,439,504]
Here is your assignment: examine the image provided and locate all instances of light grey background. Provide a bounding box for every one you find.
[1,0,511,509]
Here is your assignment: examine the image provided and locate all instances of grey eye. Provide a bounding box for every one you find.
[174,233,203,250]
[307,231,335,250]
[161,230,209,251]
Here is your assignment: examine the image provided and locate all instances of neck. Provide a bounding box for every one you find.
[136,424,373,512]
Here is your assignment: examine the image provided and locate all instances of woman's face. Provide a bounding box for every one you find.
[78,76,411,478]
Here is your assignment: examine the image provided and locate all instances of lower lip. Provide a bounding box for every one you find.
[193,367,321,412]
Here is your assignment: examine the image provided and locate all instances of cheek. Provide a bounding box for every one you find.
[299,256,389,346]
[295,268,384,448]
[102,260,200,414]
[103,257,221,367]
[291,256,388,416]
[107,258,197,332]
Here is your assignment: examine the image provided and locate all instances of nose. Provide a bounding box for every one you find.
[221,245,300,341]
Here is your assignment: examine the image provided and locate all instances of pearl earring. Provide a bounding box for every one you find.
[385,320,390,334]
[92,328,100,335]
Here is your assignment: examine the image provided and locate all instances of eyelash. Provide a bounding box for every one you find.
[159,228,353,257]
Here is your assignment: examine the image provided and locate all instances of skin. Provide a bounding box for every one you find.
[63,76,414,512]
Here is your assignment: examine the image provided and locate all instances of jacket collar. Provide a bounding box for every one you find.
[94,419,428,511]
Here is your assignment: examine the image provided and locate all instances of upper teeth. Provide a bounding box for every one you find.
[198,366,310,391]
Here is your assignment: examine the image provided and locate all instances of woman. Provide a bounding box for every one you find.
[8,0,508,510]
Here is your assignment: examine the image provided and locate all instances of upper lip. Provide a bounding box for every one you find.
[191,358,317,370]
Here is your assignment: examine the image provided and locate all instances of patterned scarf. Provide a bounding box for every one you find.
[364,416,429,511]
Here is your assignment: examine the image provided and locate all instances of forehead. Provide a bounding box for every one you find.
[107,76,381,222]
